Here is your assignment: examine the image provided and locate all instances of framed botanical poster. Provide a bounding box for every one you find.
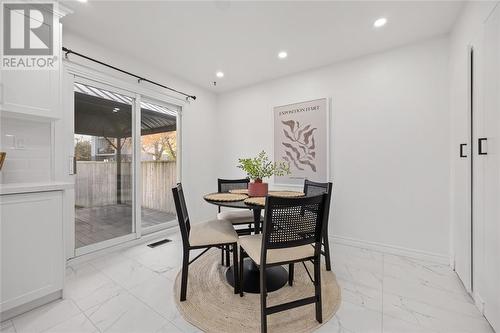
[274,98,330,186]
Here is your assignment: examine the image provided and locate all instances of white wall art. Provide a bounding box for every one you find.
[274,98,329,186]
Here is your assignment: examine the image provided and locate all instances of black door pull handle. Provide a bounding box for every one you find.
[478,138,487,155]
[460,143,467,158]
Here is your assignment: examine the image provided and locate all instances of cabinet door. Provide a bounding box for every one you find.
[0,21,61,119]
[0,191,64,312]
[0,68,59,119]
[482,4,500,332]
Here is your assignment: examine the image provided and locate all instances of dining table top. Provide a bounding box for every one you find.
[203,196,262,209]
[203,190,306,209]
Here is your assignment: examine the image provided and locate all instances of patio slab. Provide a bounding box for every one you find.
[75,205,176,248]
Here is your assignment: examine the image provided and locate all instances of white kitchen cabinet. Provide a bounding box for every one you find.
[0,69,60,119]
[0,190,65,318]
[0,7,63,120]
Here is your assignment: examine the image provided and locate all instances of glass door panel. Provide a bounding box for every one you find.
[140,99,178,232]
[73,82,135,249]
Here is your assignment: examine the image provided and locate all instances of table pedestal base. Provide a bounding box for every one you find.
[225,258,288,293]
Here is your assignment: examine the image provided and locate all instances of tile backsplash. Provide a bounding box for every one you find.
[0,116,52,184]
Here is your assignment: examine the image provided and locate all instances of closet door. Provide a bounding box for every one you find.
[453,47,474,293]
[481,4,500,331]
[451,46,477,294]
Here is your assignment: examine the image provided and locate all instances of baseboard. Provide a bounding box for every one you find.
[473,293,485,315]
[1,291,62,321]
[330,234,450,265]
[67,226,179,266]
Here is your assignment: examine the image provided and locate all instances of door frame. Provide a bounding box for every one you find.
[63,60,185,258]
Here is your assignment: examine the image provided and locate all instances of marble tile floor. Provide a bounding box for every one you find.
[1,232,495,333]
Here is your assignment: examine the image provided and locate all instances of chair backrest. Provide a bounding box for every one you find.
[303,179,332,197]
[303,179,333,231]
[172,183,191,247]
[217,178,250,193]
[261,194,327,264]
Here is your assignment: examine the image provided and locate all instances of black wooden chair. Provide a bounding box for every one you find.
[217,178,259,266]
[303,180,333,271]
[172,183,239,301]
[238,194,328,333]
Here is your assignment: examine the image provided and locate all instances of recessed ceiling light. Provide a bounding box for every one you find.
[278,51,288,59]
[113,107,120,113]
[374,17,387,28]
[216,71,224,78]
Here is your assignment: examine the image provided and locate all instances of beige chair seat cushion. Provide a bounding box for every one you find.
[189,219,238,247]
[239,234,314,265]
[217,210,258,224]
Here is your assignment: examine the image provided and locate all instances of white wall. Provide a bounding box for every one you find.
[216,37,451,260]
[62,32,218,222]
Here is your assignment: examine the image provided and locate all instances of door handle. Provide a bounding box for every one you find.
[460,143,467,158]
[478,138,487,155]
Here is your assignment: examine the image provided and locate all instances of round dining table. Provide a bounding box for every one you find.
[203,197,289,293]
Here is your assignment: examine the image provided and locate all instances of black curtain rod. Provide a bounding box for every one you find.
[62,47,196,101]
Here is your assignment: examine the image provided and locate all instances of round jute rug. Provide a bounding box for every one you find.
[174,249,341,333]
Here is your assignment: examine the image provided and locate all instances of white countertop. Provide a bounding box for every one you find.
[0,181,74,195]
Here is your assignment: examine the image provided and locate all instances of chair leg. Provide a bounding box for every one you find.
[314,257,323,323]
[225,245,231,267]
[232,243,239,294]
[180,250,189,302]
[323,233,332,271]
[239,247,244,297]
[288,263,294,286]
[260,264,268,333]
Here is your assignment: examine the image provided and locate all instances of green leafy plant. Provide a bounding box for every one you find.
[237,151,290,182]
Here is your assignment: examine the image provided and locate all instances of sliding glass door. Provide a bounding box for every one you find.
[74,81,137,253]
[140,99,179,233]
[70,75,181,256]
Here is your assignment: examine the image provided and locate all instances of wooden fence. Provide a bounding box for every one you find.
[141,161,177,213]
[75,161,176,214]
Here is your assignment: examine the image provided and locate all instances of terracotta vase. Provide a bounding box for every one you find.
[248,179,268,197]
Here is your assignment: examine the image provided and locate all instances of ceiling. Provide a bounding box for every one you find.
[62,1,463,93]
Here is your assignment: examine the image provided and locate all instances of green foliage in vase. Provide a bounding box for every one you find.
[237,150,291,182]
